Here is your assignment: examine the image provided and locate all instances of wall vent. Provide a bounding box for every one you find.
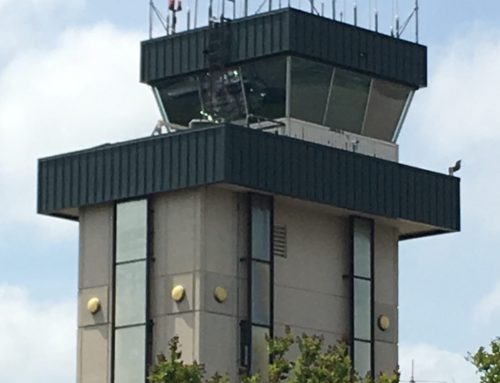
[273,225,287,258]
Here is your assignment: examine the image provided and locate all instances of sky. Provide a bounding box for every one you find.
[0,0,499,382]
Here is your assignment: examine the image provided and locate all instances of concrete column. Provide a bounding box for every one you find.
[373,224,399,376]
[151,187,247,381]
[77,204,114,383]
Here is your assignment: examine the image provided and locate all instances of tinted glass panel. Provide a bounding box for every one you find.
[114,326,146,383]
[116,200,148,263]
[115,261,147,326]
[354,340,371,378]
[324,69,370,133]
[290,57,333,124]
[251,195,271,261]
[353,219,372,278]
[251,262,271,326]
[363,79,412,141]
[242,56,286,119]
[157,75,202,126]
[251,326,269,376]
[354,278,371,341]
[199,68,247,122]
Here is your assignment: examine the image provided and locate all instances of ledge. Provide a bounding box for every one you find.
[38,124,459,239]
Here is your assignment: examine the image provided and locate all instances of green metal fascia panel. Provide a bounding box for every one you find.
[37,125,459,233]
[223,125,459,231]
[140,8,427,88]
[37,128,226,215]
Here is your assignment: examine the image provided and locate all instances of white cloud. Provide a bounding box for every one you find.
[411,28,500,156]
[0,23,159,238]
[474,281,500,324]
[404,27,500,235]
[0,0,85,59]
[400,343,478,383]
[0,285,76,383]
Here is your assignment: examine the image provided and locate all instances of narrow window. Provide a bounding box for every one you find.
[351,218,373,379]
[246,194,273,376]
[114,200,149,383]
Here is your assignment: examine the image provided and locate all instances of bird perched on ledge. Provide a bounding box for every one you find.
[449,160,462,176]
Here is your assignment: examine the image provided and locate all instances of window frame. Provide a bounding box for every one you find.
[242,193,274,375]
[350,216,375,380]
[112,198,153,383]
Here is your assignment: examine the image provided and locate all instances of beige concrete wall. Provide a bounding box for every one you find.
[274,197,350,342]
[151,187,247,381]
[373,224,399,376]
[274,198,399,377]
[78,204,114,383]
[75,190,399,382]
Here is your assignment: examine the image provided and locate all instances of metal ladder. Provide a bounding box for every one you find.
[200,20,248,122]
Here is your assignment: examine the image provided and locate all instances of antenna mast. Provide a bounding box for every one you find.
[415,0,419,42]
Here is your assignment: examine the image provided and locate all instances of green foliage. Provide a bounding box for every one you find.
[149,330,399,383]
[468,338,500,383]
[263,328,398,383]
[148,336,229,383]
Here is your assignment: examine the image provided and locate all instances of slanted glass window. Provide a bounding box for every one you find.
[351,217,373,379]
[242,57,286,119]
[324,69,371,133]
[199,68,247,123]
[290,57,333,125]
[156,76,202,126]
[362,79,412,141]
[114,200,149,383]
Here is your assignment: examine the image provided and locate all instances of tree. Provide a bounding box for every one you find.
[468,338,500,383]
[149,329,399,383]
[148,336,229,383]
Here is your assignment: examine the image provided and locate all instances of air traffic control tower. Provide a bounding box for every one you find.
[37,7,460,383]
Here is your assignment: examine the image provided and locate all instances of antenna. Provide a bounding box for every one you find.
[353,1,357,26]
[368,0,371,29]
[149,0,153,38]
[396,0,420,41]
[415,0,419,42]
[148,0,169,37]
[194,0,198,27]
[400,360,448,383]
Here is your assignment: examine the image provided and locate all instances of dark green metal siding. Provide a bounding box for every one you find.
[38,125,459,234]
[38,128,226,217]
[223,127,459,232]
[141,8,427,88]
